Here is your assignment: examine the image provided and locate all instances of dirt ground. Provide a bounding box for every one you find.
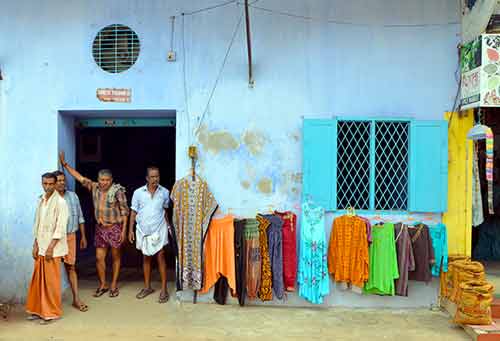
[0,279,468,341]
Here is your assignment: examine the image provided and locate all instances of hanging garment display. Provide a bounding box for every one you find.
[233,219,247,306]
[473,217,500,260]
[467,124,494,214]
[171,174,218,291]
[360,217,373,245]
[472,146,485,226]
[394,223,415,297]
[327,215,369,288]
[262,214,285,300]
[408,224,435,282]
[244,218,261,300]
[298,201,329,304]
[256,215,273,301]
[364,223,399,296]
[199,215,236,298]
[275,211,298,292]
[429,223,448,277]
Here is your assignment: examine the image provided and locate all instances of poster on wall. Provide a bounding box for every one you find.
[460,34,500,109]
[461,37,482,109]
[481,34,500,106]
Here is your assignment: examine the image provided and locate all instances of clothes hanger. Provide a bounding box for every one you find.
[188,145,197,181]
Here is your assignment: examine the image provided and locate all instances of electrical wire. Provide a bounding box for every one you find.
[178,0,462,136]
[246,4,460,28]
[175,1,241,145]
[183,0,237,16]
[194,9,245,137]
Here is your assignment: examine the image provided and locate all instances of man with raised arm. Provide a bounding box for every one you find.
[59,151,129,298]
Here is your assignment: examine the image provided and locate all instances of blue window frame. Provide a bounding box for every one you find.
[336,119,409,211]
[302,117,448,213]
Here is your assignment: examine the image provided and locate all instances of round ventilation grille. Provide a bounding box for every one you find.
[92,24,140,73]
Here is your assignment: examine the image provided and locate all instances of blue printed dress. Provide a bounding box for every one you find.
[298,201,330,304]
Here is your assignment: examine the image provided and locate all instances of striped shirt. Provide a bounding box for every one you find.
[62,191,85,234]
[82,179,129,225]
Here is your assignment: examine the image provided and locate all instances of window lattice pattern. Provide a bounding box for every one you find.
[375,121,409,210]
[92,24,140,73]
[337,121,371,210]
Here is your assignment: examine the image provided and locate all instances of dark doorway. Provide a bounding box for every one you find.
[74,124,176,282]
[471,108,500,297]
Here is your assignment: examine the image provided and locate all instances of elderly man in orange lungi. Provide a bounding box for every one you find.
[26,172,69,324]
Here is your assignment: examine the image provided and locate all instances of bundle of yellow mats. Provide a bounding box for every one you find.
[453,279,495,325]
[440,256,470,301]
[449,260,484,303]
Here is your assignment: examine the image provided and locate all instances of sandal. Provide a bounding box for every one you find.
[158,291,169,304]
[39,318,56,325]
[109,288,120,298]
[26,315,40,321]
[72,302,88,312]
[93,287,109,298]
[136,288,155,299]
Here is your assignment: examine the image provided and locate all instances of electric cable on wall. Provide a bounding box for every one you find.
[193,8,245,139]
[245,4,460,28]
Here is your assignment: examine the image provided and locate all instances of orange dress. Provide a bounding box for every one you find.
[199,215,236,294]
[327,215,369,288]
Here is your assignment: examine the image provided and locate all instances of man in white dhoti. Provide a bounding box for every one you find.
[129,167,171,303]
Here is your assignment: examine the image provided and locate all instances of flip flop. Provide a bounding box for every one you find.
[26,315,40,321]
[72,302,88,312]
[109,288,120,298]
[39,318,57,325]
[93,287,109,298]
[158,291,169,304]
[136,288,155,299]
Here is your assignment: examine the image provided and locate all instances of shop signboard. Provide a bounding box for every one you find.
[460,34,500,109]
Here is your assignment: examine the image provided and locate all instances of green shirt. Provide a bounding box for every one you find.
[364,223,399,295]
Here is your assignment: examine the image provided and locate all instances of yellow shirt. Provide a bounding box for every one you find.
[33,191,69,258]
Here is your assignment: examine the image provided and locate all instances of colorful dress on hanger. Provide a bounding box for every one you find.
[233,219,247,306]
[263,214,285,300]
[429,223,448,277]
[275,211,298,292]
[364,223,399,296]
[199,215,236,295]
[408,224,435,282]
[394,223,415,297]
[256,215,273,301]
[298,201,329,304]
[171,175,218,291]
[244,219,261,300]
[328,215,369,288]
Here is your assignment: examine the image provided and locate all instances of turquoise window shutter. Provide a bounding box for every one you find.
[409,120,448,212]
[302,119,337,210]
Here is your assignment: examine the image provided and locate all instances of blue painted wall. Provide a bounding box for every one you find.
[0,0,459,306]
